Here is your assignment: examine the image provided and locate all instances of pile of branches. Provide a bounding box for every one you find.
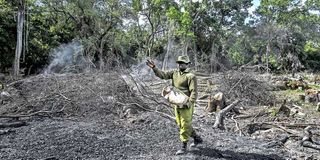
[0,72,141,119]
[218,71,275,106]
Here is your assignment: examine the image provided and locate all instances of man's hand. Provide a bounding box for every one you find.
[146,59,155,68]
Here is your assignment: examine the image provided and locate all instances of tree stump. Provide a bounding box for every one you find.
[206,92,226,113]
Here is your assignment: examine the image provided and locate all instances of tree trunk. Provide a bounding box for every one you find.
[193,43,198,71]
[183,37,189,56]
[14,0,25,76]
[99,39,105,70]
[210,42,218,74]
[266,40,270,73]
[162,21,174,70]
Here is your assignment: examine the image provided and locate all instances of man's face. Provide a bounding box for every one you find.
[177,62,188,71]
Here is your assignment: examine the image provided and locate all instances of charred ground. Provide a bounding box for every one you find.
[0,70,319,159]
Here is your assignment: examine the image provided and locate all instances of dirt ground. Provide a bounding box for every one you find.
[0,71,319,159]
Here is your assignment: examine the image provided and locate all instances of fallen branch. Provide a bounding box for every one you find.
[233,114,254,119]
[301,141,320,151]
[233,111,267,120]
[301,126,320,151]
[273,123,300,135]
[54,76,72,103]
[0,105,66,119]
[249,122,319,129]
[116,102,175,120]
[213,99,240,129]
[149,81,167,86]
[251,110,267,122]
[247,122,300,135]
[79,85,106,103]
[58,93,71,101]
[122,73,174,116]
[231,115,242,136]
[0,121,26,128]
[227,77,244,94]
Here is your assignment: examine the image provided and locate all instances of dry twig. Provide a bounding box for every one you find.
[116,102,175,120]
[122,73,174,116]
[231,115,242,136]
[0,105,66,119]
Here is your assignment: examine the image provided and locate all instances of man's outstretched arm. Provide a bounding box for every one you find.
[146,60,173,79]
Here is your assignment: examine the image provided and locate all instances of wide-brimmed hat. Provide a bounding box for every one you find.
[176,55,190,64]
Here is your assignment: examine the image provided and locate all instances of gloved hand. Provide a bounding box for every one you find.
[146,59,155,68]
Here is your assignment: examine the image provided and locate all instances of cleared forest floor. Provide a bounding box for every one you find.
[0,70,319,159]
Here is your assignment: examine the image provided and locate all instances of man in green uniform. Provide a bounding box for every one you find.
[146,55,203,155]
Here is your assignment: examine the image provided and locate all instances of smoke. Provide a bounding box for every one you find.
[130,58,156,80]
[162,53,177,70]
[130,39,189,80]
[130,55,178,81]
[44,41,89,74]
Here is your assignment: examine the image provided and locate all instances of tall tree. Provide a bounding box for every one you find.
[192,0,252,72]
[0,0,16,72]
[254,0,320,73]
[14,0,25,76]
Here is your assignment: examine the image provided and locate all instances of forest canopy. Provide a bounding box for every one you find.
[0,0,319,75]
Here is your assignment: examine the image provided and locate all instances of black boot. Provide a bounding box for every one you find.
[190,134,203,147]
[175,141,187,155]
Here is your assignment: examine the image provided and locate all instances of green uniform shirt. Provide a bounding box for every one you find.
[152,67,197,103]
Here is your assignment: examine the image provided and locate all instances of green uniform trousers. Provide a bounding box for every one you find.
[174,104,194,142]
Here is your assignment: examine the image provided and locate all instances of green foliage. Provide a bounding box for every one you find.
[165,3,195,41]
[304,41,319,53]
[177,11,194,37]
[152,0,166,5]
[0,1,16,72]
[268,107,279,117]
[262,54,279,69]
[303,41,320,71]
[227,40,246,66]
[228,50,245,66]
[309,84,320,90]
[0,0,319,74]
[132,0,142,12]
[166,6,180,21]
